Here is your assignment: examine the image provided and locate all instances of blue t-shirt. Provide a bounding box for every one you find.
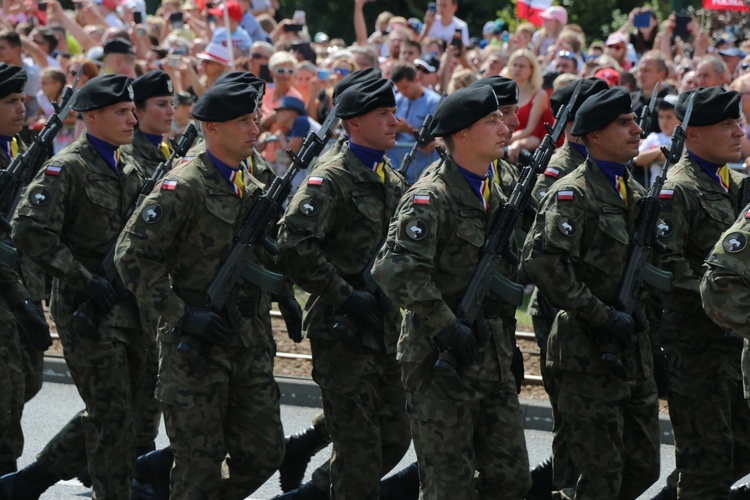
[388,86,442,184]
[211,27,253,56]
[289,116,311,138]
[240,11,270,43]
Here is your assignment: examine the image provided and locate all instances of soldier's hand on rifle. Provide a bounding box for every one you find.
[632,304,650,333]
[83,275,117,312]
[278,296,303,343]
[341,289,379,328]
[14,299,52,351]
[178,306,227,345]
[600,307,635,348]
[435,318,477,368]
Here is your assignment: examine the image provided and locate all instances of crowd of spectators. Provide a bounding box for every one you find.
[2,0,749,179]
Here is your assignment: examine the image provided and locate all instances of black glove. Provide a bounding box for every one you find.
[14,300,52,351]
[340,289,379,328]
[83,275,116,312]
[600,308,635,348]
[178,307,227,345]
[652,347,669,397]
[278,296,303,343]
[435,318,477,368]
[511,344,524,394]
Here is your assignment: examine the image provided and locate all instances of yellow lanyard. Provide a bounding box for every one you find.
[481,178,491,212]
[246,155,254,176]
[230,168,244,198]
[616,176,628,207]
[160,141,171,159]
[373,161,385,183]
[718,165,730,193]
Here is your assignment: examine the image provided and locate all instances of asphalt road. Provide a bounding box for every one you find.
[14,380,686,499]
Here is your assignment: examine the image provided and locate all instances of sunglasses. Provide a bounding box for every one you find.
[250,53,267,59]
[608,44,625,51]
[273,67,295,75]
[333,67,350,76]
[557,50,575,60]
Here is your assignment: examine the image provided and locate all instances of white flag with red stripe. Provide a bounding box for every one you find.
[517,0,553,26]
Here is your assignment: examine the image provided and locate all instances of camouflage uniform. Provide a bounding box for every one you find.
[276,144,411,499]
[114,151,285,499]
[657,153,750,498]
[522,158,660,499]
[372,158,531,500]
[11,133,150,497]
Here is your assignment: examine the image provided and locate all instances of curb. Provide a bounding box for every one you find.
[43,356,674,445]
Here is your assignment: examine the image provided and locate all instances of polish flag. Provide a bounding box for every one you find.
[702,0,748,11]
[517,0,553,26]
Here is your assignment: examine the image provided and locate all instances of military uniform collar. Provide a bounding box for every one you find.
[132,129,164,162]
[342,144,392,184]
[444,156,501,214]
[80,134,123,180]
[681,152,730,195]
[585,157,630,209]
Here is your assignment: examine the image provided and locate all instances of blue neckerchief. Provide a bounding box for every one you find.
[456,162,490,206]
[569,141,587,158]
[0,134,12,159]
[687,150,725,185]
[592,156,627,193]
[206,149,243,192]
[348,141,385,172]
[87,133,120,176]
[142,131,164,150]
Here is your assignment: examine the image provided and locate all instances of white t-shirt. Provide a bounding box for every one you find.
[425,16,469,46]
[639,131,671,186]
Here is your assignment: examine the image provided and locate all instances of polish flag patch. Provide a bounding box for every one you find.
[557,190,574,201]
[45,165,62,176]
[307,176,324,186]
[659,189,674,200]
[745,207,750,219]
[544,167,560,178]
[162,179,178,191]
[413,194,431,205]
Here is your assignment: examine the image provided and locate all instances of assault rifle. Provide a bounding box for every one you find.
[398,93,446,181]
[638,82,662,139]
[434,79,583,374]
[177,106,338,355]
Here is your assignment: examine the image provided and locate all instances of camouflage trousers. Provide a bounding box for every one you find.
[0,310,25,469]
[402,361,531,500]
[134,335,160,451]
[554,370,660,500]
[57,322,151,498]
[157,341,284,500]
[310,339,410,500]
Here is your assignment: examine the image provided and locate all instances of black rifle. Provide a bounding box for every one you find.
[0,69,83,233]
[605,94,695,377]
[177,106,339,355]
[72,122,199,335]
[434,79,583,374]
[398,93,446,181]
[638,82,661,139]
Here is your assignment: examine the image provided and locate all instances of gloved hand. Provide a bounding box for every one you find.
[14,300,52,351]
[434,318,477,368]
[600,307,635,348]
[340,289,379,328]
[511,344,524,394]
[633,305,650,333]
[83,275,116,312]
[178,307,227,345]
[652,347,669,397]
[278,296,303,343]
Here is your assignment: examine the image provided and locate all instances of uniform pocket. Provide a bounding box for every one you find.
[350,189,382,223]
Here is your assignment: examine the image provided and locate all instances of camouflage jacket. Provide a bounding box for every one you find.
[12,133,144,329]
[275,143,407,353]
[120,128,169,178]
[372,158,516,381]
[657,152,745,341]
[530,140,586,208]
[114,151,273,348]
[701,208,750,397]
[522,158,653,377]
[0,261,29,322]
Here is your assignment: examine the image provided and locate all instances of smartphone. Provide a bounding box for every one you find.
[427,2,436,11]
[284,23,304,33]
[167,55,181,67]
[318,68,331,81]
[633,11,650,28]
[37,1,47,11]
[451,28,463,52]
[293,10,305,24]
[291,41,316,62]
[259,64,273,83]
[172,45,188,55]
[170,11,184,29]
[133,11,142,24]
[674,15,691,40]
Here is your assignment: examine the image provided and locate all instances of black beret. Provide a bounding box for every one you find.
[333,67,382,104]
[430,85,499,137]
[191,82,259,122]
[675,87,742,127]
[73,74,134,112]
[550,77,609,121]
[132,70,173,101]
[0,64,27,100]
[215,71,266,96]
[571,87,634,137]
[336,78,396,119]
[468,76,519,106]
[103,37,135,55]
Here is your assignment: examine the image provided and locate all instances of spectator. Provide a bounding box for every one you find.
[170,91,194,138]
[718,47,746,79]
[272,95,320,159]
[595,67,620,88]
[101,37,136,78]
[0,30,41,120]
[209,1,253,57]
[678,69,699,93]
[30,28,61,67]
[631,50,669,135]
[420,0,469,48]
[195,42,232,92]
[414,53,440,90]
[446,66,476,93]
[554,50,578,75]
[508,48,555,152]
[634,95,679,186]
[96,0,125,28]
[260,50,302,172]
[532,6,566,57]
[478,45,504,77]
[604,32,632,71]
[617,7,659,59]
[35,67,74,152]
[247,40,273,80]
[695,55,728,87]
[237,0,270,43]
[399,39,421,64]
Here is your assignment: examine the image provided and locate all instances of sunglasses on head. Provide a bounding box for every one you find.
[274,67,295,75]
[557,50,575,60]
[333,67,350,76]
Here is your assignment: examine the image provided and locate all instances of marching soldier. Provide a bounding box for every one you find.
[522,87,660,498]
[372,85,532,499]
[114,81,285,498]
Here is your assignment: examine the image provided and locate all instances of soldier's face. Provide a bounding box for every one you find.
[687,118,744,164]
[463,110,509,161]
[0,92,26,136]
[136,96,175,136]
[499,104,519,139]
[87,102,138,146]
[349,106,398,151]
[212,111,259,162]
[588,112,641,163]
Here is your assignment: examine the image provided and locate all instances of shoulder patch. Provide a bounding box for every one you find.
[299,198,319,216]
[45,165,62,176]
[745,207,750,219]
[557,190,574,201]
[544,167,560,178]
[536,189,547,201]
[307,176,324,186]
[659,189,674,200]
[412,194,431,205]
[180,156,193,164]
[404,219,427,240]
[29,187,50,206]
[657,218,673,238]
[162,179,178,191]
[723,232,747,253]
[557,217,576,237]
[141,203,163,224]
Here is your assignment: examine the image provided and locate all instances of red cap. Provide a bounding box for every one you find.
[595,68,620,88]
[209,1,242,22]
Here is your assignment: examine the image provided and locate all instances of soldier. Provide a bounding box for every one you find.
[9,74,148,498]
[114,81,285,498]
[275,77,410,499]
[522,87,660,498]
[655,86,750,498]
[0,63,51,476]
[372,85,532,499]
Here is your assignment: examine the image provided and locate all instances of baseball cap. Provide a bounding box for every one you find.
[539,6,567,25]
